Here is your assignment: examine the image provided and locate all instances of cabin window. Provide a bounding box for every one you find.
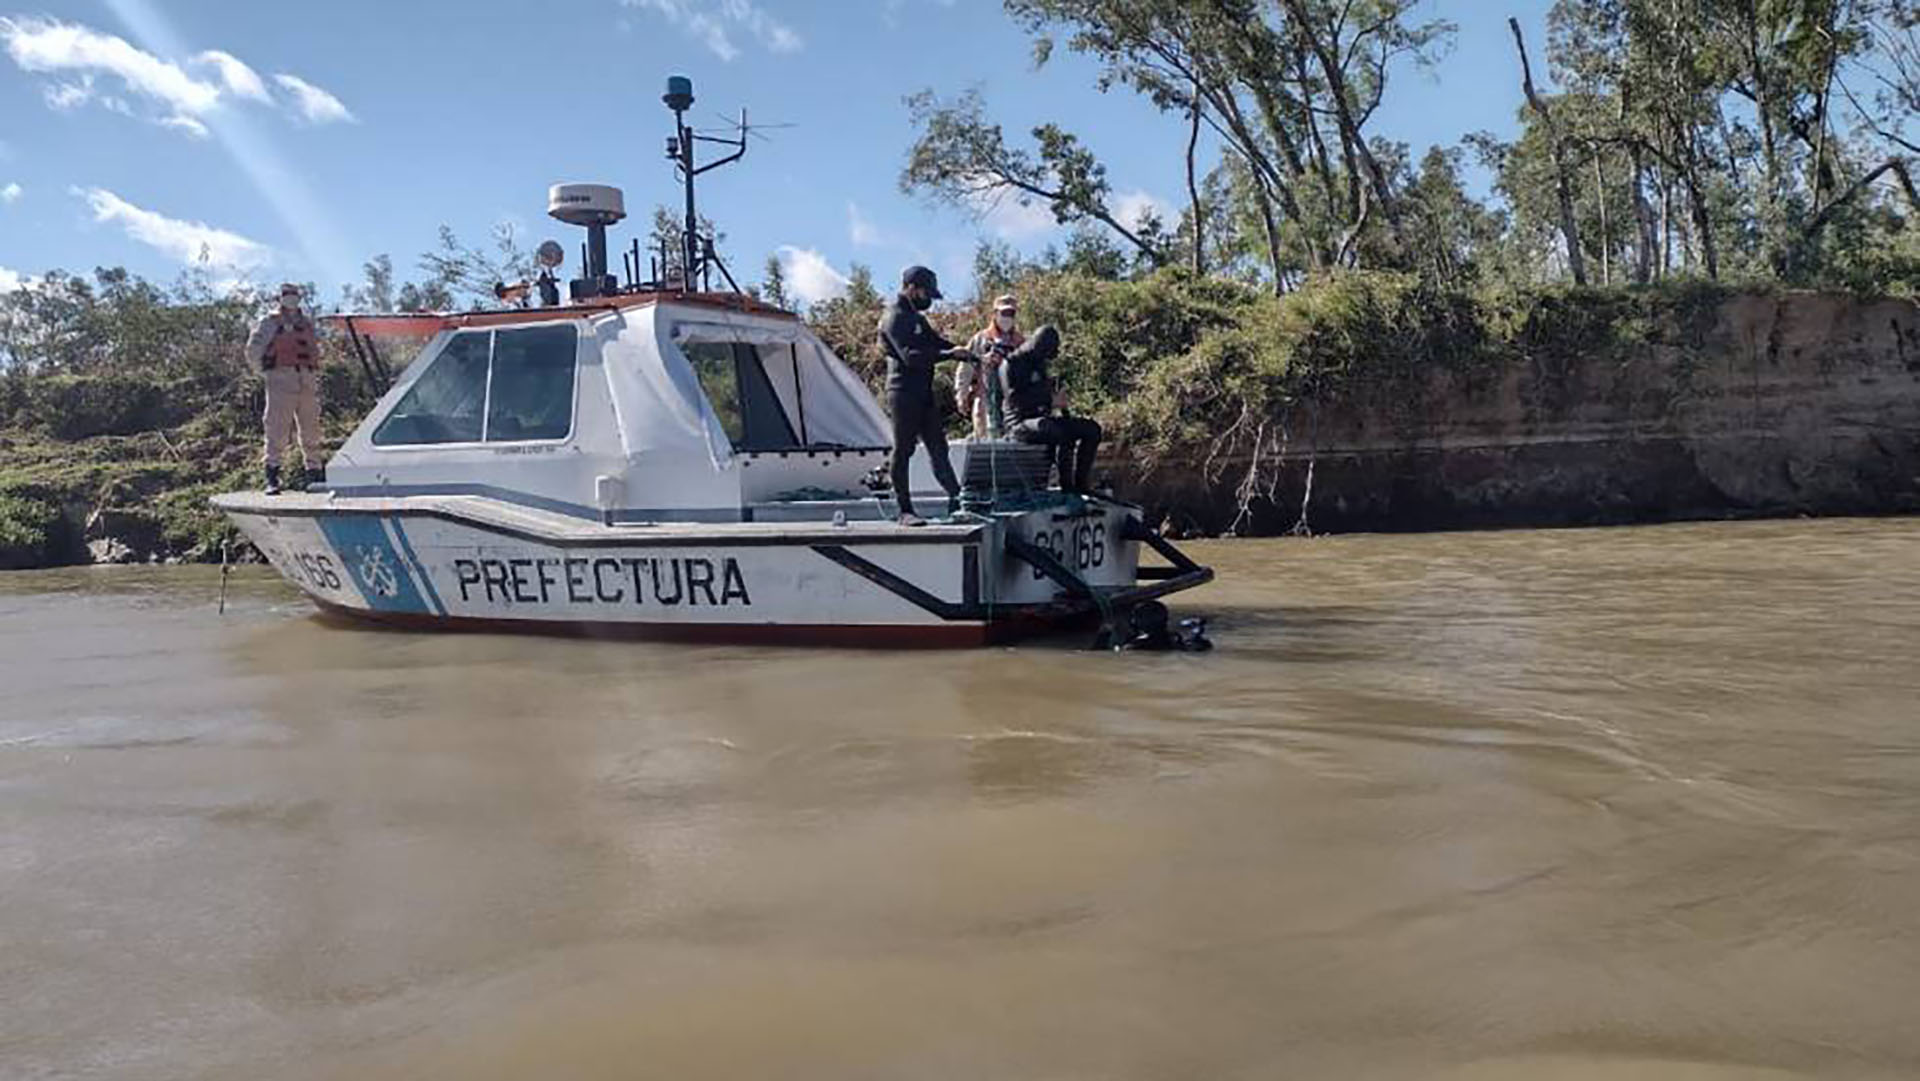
[372,324,578,446]
[683,341,799,452]
[373,331,490,445]
[485,325,577,442]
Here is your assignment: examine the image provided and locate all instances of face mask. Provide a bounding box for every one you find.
[280,295,298,310]
[910,293,933,312]
[995,314,1015,333]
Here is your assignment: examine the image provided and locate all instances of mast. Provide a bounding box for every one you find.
[662,76,746,293]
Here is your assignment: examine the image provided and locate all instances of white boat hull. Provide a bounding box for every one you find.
[213,492,1211,647]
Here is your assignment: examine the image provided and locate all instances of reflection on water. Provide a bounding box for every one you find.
[3,518,1919,1080]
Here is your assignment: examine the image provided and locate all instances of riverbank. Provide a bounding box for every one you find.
[1123,290,1920,535]
[2,275,1915,568]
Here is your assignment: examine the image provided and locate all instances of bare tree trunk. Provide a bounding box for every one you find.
[1681,136,1720,279]
[1631,146,1656,284]
[1661,165,1675,277]
[1510,17,1588,285]
[1253,178,1287,296]
[1593,147,1612,286]
[1214,86,1324,271]
[1241,78,1330,269]
[1810,24,1839,217]
[1187,80,1205,277]
[1282,0,1398,225]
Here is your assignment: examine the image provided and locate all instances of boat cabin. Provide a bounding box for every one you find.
[325,293,966,524]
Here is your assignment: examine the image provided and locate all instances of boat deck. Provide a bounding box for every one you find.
[211,491,992,545]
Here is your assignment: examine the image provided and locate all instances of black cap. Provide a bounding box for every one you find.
[901,265,942,299]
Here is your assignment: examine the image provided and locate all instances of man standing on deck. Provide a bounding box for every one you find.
[878,266,971,526]
[245,283,323,495]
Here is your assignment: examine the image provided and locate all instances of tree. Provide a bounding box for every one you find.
[646,206,726,289]
[807,262,889,382]
[1003,0,1452,284]
[973,240,1031,299]
[1043,227,1133,279]
[1401,147,1507,286]
[1512,17,1590,285]
[342,255,397,313]
[414,223,535,309]
[901,88,1168,265]
[761,254,789,309]
[845,262,882,309]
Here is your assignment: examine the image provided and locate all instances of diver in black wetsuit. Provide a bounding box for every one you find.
[997,325,1103,494]
[878,265,970,525]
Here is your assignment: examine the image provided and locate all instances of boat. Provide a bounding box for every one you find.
[211,77,1212,647]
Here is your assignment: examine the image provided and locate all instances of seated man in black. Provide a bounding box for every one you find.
[998,325,1102,493]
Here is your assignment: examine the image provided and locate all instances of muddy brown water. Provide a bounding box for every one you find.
[3,518,1919,1081]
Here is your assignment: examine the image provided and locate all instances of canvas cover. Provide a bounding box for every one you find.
[667,316,891,449]
[601,304,889,468]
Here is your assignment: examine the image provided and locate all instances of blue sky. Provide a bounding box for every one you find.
[0,0,1555,304]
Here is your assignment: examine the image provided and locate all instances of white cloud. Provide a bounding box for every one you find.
[774,245,850,307]
[848,201,894,247]
[193,49,267,102]
[43,76,94,110]
[73,186,270,269]
[0,16,220,116]
[1112,188,1174,232]
[967,187,1058,240]
[0,266,23,292]
[157,113,210,138]
[0,16,352,135]
[1,182,21,204]
[623,0,804,61]
[272,73,355,125]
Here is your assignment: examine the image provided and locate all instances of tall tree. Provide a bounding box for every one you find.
[760,254,789,310]
[1512,17,1590,285]
[901,89,1168,265]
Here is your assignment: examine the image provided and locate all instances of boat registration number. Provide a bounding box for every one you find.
[1029,521,1107,579]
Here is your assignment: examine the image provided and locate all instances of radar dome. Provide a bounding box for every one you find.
[548,184,626,227]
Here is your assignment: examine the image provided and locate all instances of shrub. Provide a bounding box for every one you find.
[0,491,64,569]
[25,372,197,440]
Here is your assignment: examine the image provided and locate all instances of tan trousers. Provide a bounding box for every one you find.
[263,366,322,468]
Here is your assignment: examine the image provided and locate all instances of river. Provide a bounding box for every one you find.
[3,518,1918,1080]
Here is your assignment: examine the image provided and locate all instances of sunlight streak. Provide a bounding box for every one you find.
[103,0,356,284]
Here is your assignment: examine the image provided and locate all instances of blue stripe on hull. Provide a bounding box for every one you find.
[316,516,433,615]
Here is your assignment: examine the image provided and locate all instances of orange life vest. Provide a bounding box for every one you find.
[265,313,317,370]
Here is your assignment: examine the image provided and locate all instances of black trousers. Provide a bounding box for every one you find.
[1011,415,1104,492]
[888,391,960,516]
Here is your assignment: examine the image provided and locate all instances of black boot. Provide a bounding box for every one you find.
[263,465,282,495]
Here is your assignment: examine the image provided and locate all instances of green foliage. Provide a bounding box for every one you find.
[901,88,1168,265]
[885,265,1769,479]
[21,372,198,440]
[760,254,789,310]
[0,264,387,567]
[0,490,63,570]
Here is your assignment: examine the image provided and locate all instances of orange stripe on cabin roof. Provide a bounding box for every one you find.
[322,291,796,339]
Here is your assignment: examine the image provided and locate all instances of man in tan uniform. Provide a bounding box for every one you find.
[246,283,322,494]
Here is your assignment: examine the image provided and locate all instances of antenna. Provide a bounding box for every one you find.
[663,75,747,294]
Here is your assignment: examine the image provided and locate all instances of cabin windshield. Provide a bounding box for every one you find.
[374,324,579,446]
